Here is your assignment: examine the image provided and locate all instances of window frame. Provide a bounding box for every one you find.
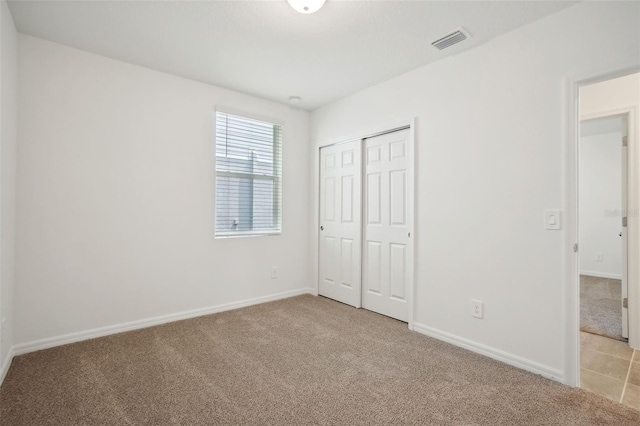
[213,108,283,238]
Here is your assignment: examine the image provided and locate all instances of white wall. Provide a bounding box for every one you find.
[0,0,17,381]
[579,122,623,278]
[15,35,311,347]
[310,1,640,380]
[581,73,640,118]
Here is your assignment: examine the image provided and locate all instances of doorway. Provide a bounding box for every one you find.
[579,114,628,341]
[318,126,414,324]
[577,72,639,409]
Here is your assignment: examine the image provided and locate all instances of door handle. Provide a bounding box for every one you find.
[320,226,324,231]
[619,232,623,237]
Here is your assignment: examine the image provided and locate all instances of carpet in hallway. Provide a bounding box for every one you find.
[580,274,624,341]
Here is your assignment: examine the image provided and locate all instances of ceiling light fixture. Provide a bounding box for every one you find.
[287,0,326,14]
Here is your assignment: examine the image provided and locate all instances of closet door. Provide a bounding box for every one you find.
[363,129,411,322]
[318,141,362,307]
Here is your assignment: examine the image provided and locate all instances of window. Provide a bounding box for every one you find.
[215,111,282,236]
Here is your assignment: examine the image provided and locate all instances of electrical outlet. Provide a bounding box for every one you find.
[271,267,278,279]
[471,300,483,319]
[596,253,603,262]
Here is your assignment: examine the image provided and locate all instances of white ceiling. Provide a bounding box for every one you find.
[8,0,578,110]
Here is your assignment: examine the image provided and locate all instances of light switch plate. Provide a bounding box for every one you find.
[545,209,561,230]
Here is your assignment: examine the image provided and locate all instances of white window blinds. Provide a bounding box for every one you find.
[215,111,282,236]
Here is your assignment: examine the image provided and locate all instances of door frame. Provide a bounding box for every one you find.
[564,68,640,387]
[312,118,416,330]
[579,109,633,339]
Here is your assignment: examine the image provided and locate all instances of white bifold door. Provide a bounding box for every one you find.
[318,128,412,323]
[362,129,411,322]
[318,141,362,308]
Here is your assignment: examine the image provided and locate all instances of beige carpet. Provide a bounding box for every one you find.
[580,275,624,341]
[1,295,639,425]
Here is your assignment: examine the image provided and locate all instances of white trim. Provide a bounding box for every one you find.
[407,119,416,331]
[312,145,320,296]
[12,288,314,357]
[581,106,638,122]
[563,73,580,388]
[0,346,15,387]
[579,271,622,280]
[215,230,282,239]
[413,323,564,383]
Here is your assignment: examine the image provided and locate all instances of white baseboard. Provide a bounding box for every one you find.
[413,323,564,383]
[0,347,15,387]
[580,270,622,280]
[13,288,315,357]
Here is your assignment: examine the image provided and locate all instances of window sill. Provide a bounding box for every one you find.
[215,231,281,239]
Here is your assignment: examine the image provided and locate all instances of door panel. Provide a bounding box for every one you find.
[319,142,362,307]
[340,238,354,288]
[366,241,382,294]
[322,236,336,284]
[363,129,411,322]
[324,177,335,222]
[390,170,406,225]
[342,176,354,222]
[390,243,407,300]
[367,173,381,224]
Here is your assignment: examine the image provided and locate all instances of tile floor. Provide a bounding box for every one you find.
[580,331,640,410]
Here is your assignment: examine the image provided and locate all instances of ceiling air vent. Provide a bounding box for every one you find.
[431,28,470,51]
